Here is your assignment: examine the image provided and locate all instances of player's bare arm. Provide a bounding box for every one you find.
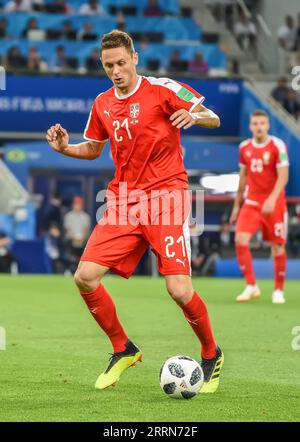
[46,123,106,160]
[230,166,247,224]
[170,103,220,130]
[262,166,289,215]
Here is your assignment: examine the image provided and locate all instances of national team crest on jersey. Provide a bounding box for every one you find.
[130,103,140,118]
[246,150,251,157]
[263,151,270,164]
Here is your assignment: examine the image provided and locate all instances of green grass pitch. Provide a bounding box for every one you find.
[0,275,299,422]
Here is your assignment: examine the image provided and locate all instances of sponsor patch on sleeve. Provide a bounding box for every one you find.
[177,87,195,102]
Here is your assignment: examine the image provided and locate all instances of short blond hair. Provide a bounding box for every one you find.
[101,30,134,55]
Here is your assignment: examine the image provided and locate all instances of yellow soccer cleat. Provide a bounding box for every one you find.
[199,346,224,394]
[95,340,142,390]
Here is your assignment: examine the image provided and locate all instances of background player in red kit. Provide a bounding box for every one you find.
[230,110,289,304]
[46,30,224,392]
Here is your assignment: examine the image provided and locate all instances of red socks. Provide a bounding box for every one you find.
[236,245,286,290]
[274,253,287,291]
[236,244,255,285]
[81,284,128,353]
[180,292,217,359]
[82,285,217,359]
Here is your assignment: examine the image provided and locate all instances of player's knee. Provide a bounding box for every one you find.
[271,243,285,256]
[167,281,194,305]
[74,268,99,293]
[235,233,250,246]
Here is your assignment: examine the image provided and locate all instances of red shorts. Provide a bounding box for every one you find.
[81,190,192,278]
[236,200,287,244]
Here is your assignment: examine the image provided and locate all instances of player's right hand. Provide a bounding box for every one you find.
[46,124,69,153]
[229,206,239,224]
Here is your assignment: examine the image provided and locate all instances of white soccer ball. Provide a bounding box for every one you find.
[159,355,204,399]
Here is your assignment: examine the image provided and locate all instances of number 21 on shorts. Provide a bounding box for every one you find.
[165,235,186,258]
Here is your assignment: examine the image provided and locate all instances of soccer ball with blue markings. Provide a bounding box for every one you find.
[159,355,204,399]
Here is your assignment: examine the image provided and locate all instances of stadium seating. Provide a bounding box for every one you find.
[0,40,225,68]
[0,8,226,71]
[0,38,225,70]
[1,0,180,16]
[0,13,200,40]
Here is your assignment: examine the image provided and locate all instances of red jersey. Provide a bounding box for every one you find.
[84,75,204,204]
[239,136,289,206]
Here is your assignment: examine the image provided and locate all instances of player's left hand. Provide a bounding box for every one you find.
[261,197,276,215]
[170,109,195,130]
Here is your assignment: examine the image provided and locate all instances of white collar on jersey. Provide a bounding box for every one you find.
[251,136,271,148]
[114,75,142,100]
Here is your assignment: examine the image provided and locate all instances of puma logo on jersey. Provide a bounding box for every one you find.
[176,258,186,267]
[104,110,110,117]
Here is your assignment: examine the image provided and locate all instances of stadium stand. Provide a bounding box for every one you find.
[0,1,226,73]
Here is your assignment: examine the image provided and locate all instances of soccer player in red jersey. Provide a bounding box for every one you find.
[46,30,224,392]
[230,110,289,304]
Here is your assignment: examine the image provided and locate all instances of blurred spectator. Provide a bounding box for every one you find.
[77,22,97,41]
[189,223,204,274]
[295,13,300,51]
[4,0,32,12]
[278,15,296,51]
[198,231,221,276]
[116,12,126,32]
[51,45,74,71]
[137,35,160,70]
[27,47,46,71]
[42,193,63,231]
[271,77,289,106]
[64,196,90,273]
[22,18,39,38]
[5,46,26,70]
[144,0,163,17]
[282,89,300,120]
[85,48,101,72]
[188,52,209,75]
[140,35,149,50]
[219,222,234,255]
[288,205,300,257]
[234,12,256,50]
[0,18,12,39]
[45,222,65,274]
[168,50,187,73]
[79,0,104,15]
[47,0,72,14]
[209,0,235,30]
[61,20,76,40]
[32,0,45,12]
[0,232,16,273]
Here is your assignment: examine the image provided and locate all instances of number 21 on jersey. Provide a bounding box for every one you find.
[113,118,132,142]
